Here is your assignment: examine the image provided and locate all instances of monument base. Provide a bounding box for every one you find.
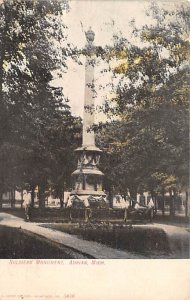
[71,189,105,196]
[67,191,109,209]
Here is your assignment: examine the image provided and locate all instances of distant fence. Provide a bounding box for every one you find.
[1,192,189,220]
[1,190,189,214]
[27,207,153,223]
[27,207,126,223]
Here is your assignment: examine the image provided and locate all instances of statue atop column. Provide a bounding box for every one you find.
[85,27,95,48]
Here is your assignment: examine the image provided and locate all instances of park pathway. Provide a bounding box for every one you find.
[0,212,145,259]
[0,212,189,258]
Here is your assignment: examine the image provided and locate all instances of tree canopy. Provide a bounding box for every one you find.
[0,0,82,207]
[96,2,189,198]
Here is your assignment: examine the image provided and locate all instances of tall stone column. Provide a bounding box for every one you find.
[69,27,105,207]
[83,34,95,147]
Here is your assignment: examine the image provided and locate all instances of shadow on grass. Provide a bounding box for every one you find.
[0,225,91,259]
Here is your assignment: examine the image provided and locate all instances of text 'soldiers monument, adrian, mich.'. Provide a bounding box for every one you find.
[69,27,105,207]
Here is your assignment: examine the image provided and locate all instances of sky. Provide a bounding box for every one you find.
[51,0,179,121]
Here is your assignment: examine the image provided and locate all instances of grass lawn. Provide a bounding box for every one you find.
[0,224,91,259]
[2,208,25,219]
[41,223,171,258]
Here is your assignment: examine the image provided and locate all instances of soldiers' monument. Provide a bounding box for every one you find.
[69,27,105,207]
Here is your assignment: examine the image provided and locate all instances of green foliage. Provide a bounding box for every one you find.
[96,3,189,197]
[0,0,82,205]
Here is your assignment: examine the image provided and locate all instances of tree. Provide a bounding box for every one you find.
[46,115,82,207]
[96,2,189,200]
[0,0,82,208]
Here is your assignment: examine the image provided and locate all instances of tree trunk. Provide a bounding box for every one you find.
[185,191,189,218]
[129,186,137,203]
[109,194,112,209]
[10,190,15,208]
[59,186,64,208]
[151,190,157,213]
[39,185,46,209]
[21,189,23,208]
[161,190,165,216]
[170,196,175,217]
[31,186,35,208]
[60,194,64,208]
[173,189,177,216]
[106,186,113,208]
[0,189,2,209]
[169,188,174,217]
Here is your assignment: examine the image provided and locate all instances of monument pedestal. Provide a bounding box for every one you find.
[69,146,106,208]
